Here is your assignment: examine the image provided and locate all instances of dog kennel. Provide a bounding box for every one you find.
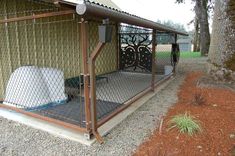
[0,0,186,142]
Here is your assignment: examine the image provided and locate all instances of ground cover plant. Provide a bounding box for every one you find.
[134,72,235,156]
[168,112,202,136]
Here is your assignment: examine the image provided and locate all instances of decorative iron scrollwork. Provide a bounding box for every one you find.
[120,34,152,72]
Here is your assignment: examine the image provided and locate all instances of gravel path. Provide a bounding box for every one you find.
[0,58,207,156]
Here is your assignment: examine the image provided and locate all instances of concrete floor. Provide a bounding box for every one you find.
[33,97,122,128]
[1,71,167,131]
[96,71,164,103]
[33,71,166,128]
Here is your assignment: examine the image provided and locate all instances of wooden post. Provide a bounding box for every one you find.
[81,18,92,134]
[151,29,157,91]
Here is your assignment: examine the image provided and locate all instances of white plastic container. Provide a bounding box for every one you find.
[164,65,173,75]
[41,68,67,104]
[4,66,67,109]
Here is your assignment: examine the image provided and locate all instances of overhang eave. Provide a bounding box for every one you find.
[60,0,188,36]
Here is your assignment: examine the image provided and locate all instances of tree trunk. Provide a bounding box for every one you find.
[193,17,199,52]
[208,0,235,82]
[197,31,200,52]
[195,0,210,56]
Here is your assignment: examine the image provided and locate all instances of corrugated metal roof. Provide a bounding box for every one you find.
[91,0,121,10]
[84,0,140,18]
[61,0,188,35]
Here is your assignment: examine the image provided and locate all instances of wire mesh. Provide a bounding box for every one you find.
[154,33,177,83]
[87,24,179,124]
[88,21,123,121]
[0,0,87,128]
[92,24,154,123]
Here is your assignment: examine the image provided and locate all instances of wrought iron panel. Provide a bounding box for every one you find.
[120,34,152,72]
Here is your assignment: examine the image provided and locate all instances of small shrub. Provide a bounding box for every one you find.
[168,112,202,136]
[192,93,206,105]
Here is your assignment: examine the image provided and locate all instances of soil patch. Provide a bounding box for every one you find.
[134,72,235,156]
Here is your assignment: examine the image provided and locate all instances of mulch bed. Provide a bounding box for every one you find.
[134,72,235,156]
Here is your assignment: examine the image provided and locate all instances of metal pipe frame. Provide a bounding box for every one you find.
[0,10,75,24]
[81,18,92,134]
[89,42,105,144]
[118,32,152,35]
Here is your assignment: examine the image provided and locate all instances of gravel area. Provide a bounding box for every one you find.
[0,58,207,156]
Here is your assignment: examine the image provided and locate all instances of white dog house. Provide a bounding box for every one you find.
[3,66,67,110]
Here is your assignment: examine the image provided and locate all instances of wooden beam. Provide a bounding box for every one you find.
[0,10,75,24]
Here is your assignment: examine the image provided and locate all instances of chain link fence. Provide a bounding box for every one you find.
[0,0,180,133]
[0,0,87,128]
[155,33,178,83]
[92,25,178,125]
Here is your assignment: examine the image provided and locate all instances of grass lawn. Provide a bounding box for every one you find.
[156,51,202,59]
